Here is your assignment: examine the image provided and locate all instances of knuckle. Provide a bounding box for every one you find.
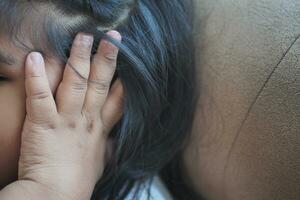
[31,90,50,100]
[67,120,78,129]
[91,80,110,95]
[70,79,88,92]
[29,73,43,79]
[103,52,118,63]
[82,113,101,134]
[27,116,58,130]
[87,118,96,133]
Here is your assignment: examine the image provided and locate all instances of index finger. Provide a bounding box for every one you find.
[25,52,58,125]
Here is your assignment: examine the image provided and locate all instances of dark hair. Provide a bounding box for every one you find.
[0,0,198,199]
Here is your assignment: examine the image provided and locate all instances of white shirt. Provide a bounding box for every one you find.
[125,176,173,200]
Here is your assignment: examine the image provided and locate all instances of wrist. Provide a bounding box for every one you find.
[17,166,97,200]
[0,180,76,200]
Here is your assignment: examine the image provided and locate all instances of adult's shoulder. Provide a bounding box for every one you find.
[184,0,300,199]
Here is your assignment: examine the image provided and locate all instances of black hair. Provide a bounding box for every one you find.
[0,0,198,199]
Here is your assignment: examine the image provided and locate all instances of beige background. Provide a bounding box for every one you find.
[184,0,300,199]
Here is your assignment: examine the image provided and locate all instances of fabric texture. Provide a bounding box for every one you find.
[125,176,173,200]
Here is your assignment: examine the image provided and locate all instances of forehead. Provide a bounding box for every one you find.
[0,8,62,68]
[0,36,28,67]
[0,1,45,67]
[0,1,101,68]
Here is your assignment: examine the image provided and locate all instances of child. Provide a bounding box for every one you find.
[0,0,196,199]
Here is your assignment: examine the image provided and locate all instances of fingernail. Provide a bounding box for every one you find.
[29,52,43,65]
[106,30,122,42]
[27,52,44,76]
[78,33,94,46]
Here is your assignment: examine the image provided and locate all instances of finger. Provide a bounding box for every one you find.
[101,79,124,135]
[56,33,94,116]
[82,30,121,118]
[25,52,57,125]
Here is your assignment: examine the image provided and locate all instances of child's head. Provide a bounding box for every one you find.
[0,0,196,198]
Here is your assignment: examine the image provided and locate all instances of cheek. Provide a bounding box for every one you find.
[0,60,64,188]
[45,60,65,95]
[0,81,25,188]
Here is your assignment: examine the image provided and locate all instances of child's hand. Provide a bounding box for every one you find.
[18,31,123,200]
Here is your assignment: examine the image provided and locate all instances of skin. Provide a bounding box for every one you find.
[0,30,123,200]
[2,1,299,199]
[0,37,64,188]
[184,0,300,199]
